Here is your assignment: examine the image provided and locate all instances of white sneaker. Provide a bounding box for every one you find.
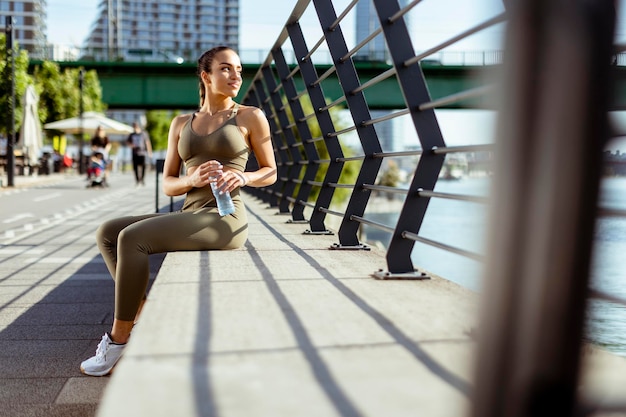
[80,333,125,376]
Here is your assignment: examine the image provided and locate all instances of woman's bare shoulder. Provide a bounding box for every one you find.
[236,105,267,125]
[172,112,194,126]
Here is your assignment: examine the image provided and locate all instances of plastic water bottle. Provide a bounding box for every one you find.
[210,177,236,216]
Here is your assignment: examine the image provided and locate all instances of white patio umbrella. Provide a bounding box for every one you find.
[43,112,134,135]
[18,85,43,164]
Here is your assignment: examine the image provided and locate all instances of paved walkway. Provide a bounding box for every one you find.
[0,172,167,417]
[2,172,626,417]
[0,172,71,190]
[97,194,480,417]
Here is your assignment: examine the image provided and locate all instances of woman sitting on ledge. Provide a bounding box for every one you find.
[80,46,277,376]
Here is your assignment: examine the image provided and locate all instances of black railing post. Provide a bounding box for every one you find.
[372,0,447,275]
[288,21,343,235]
[313,0,383,248]
[251,77,283,208]
[261,62,300,214]
[155,158,164,213]
[273,40,320,223]
[471,1,617,416]
[154,158,173,213]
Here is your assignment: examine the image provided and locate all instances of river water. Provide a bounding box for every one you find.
[361,176,626,357]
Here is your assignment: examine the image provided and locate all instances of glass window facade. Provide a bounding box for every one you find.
[84,0,239,62]
[0,0,47,58]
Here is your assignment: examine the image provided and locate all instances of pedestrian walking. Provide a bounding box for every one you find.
[80,46,277,376]
[126,122,153,186]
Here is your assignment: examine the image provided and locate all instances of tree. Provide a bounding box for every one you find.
[378,159,401,200]
[0,34,31,135]
[280,96,360,205]
[31,62,106,127]
[145,110,180,151]
[0,32,106,141]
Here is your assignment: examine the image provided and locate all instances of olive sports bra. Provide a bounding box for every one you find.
[178,103,250,211]
[178,103,250,172]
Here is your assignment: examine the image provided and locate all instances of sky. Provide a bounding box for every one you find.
[44,0,626,150]
[46,0,507,51]
[46,0,626,51]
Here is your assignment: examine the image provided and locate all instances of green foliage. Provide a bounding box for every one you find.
[145,110,181,151]
[80,70,106,114]
[0,33,106,142]
[0,34,32,135]
[277,95,361,206]
[379,160,401,187]
[32,62,106,126]
[31,61,63,125]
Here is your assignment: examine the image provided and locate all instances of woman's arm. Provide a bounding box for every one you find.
[162,114,192,197]
[237,107,277,188]
[216,106,277,193]
[164,107,277,196]
[163,114,227,197]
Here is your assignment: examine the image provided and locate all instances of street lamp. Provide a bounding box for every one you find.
[78,68,85,174]
[5,16,15,187]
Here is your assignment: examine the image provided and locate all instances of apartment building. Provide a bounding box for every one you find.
[83,0,239,62]
[0,0,47,58]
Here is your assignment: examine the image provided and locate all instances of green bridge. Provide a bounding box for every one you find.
[28,60,626,110]
[29,60,501,110]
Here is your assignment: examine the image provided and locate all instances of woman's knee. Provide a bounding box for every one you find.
[117,225,151,255]
[96,219,119,247]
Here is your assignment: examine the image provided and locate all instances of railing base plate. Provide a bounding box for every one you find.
[303,229,334,235]
[371,269,431,280]
[329,243,371,251]
[287,219,309,224]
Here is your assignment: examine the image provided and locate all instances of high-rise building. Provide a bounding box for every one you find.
[355,0,410,62]
[83,0,239,62]
[355,0,412,153]
[0,0,47,58]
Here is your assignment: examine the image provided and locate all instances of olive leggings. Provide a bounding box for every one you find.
[96,202,248,321]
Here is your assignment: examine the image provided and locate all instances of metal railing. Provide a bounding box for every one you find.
[36,43,508,66]
[239,0,624,416]
[241,0,503,275]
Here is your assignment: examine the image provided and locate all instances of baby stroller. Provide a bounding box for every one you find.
[86,152,108,188]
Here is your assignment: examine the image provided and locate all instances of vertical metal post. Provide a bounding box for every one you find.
[371,0,447,274]
[472,1,616,416]
[261,62,299,214]
[78,69,85,174]
[242,86,273,203]
[287,19,343,235]
[313,0,384,248]
[252,77,282,208]
[155,159,163,213]
[5,16,15,187]
[273,38,320,222]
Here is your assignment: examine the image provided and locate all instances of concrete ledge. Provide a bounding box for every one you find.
[96,195,478,417]
[95,195,626,416]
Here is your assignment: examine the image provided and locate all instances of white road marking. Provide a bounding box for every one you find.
[0,248,45,255]
[23,257,104,264]
[2,213,35,224]
[33,192,62,202]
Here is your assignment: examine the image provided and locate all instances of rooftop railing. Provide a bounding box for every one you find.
[237,0,625,416]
